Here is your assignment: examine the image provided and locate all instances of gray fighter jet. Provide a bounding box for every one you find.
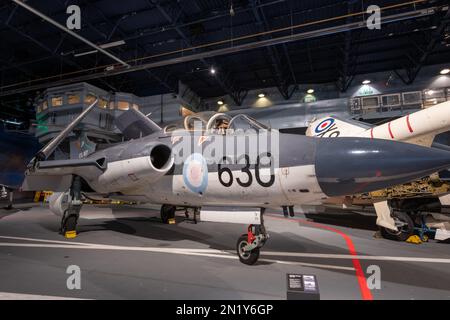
[22,100,450,264]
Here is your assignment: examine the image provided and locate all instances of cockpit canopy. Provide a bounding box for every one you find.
[163,111,269,134]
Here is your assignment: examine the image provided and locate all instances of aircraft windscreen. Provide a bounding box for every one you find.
[228,114,269,131]
[164,111,217,133]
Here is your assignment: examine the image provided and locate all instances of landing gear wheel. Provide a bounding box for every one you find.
[61,214,79,238]
[380,211,414,241]
[236,234,260,265]
[160,205,176,224]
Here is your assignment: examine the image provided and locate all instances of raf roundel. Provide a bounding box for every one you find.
[183,153,208,194]
[315,118,335,134]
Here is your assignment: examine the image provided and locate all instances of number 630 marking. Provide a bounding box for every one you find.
[218,153,275,188]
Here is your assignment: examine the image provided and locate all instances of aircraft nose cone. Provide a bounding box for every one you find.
[315,138,450,197]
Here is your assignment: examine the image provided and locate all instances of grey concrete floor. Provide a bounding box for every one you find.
[0,204,449,300]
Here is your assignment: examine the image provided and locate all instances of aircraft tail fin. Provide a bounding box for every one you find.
[306,116,371,138]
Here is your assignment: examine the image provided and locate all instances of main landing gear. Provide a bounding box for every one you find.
[160,204,176,224]
[161,205,200,224]
[236,210,269,265]
[60,176,82,239]
[379,210,415,242]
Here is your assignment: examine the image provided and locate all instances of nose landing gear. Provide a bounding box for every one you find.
[236,210,269,265]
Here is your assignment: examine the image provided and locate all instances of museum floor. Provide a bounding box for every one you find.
[0,204,449,300]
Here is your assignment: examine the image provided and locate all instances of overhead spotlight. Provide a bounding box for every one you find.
[230,2,235,16]
[440,68,450,75]
[258,93,265,98]
[426,90,435,95]
[307,89,314,94]
[210,67,216,75]
[217,100,224,105]
[362,80,371,85]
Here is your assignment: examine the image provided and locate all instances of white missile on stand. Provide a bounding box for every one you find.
[307,101,450,147]
[306,100,450,235]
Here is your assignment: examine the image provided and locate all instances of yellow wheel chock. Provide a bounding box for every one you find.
[406,235,422,244]
[64,230,77,239]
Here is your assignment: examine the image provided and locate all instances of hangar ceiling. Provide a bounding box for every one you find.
[0,0,449,120]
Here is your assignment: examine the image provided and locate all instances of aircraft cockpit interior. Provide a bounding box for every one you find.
[163,111,269,135]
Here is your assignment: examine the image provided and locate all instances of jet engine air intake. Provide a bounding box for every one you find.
[150,144,172,170]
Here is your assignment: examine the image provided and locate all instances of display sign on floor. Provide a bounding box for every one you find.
[286,274,320,300]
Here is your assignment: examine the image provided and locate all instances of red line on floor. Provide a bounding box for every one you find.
[267,215,374,300]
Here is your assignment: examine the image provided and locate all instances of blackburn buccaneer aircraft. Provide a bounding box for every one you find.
[22,99,450,264]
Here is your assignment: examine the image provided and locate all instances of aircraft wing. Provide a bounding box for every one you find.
[22,157,106,192]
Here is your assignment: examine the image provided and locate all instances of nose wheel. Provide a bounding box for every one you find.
[236,211,268,265]
[237,234,260,265]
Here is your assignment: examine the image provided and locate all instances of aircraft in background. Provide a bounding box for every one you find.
[21,100,450,264]
[305,100,450,241]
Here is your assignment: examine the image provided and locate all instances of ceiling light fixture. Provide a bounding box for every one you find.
[440,68,450,75]
[362,80,371,85]
[210,67,216,75]
[217,100,224,105]
[230,1,235,16]
[258,93,265,98]
[307,89,314,94]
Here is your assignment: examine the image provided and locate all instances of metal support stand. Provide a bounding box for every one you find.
[288,206,295,217]
[282,205,288,217]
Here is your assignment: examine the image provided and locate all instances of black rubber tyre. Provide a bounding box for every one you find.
[61,215,78,234]
[160,205,176,224]
[236,234,260,265]
[380,211,414,241]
